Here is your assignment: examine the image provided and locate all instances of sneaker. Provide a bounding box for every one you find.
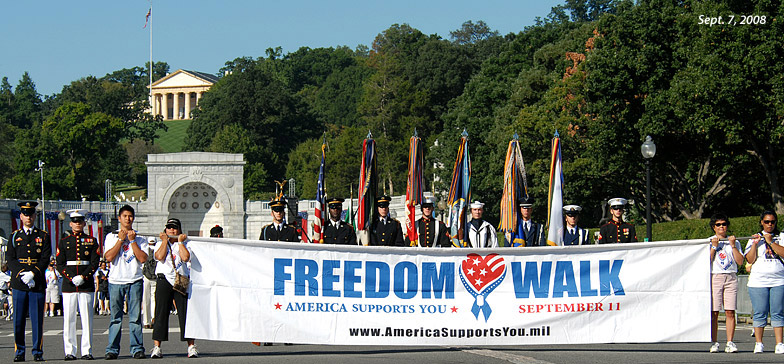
[725,341,738,353]
[150,346,162,359]
[709,342,720,353]
[187,344,199,358]
[754,342,764,353]
[776,343,784,354]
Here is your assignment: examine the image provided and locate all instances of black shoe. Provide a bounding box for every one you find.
[105,353,118,360]
[82,354,95,360]
[14,354,24,362]
[33,354,44,362]
[65,354,77,361]
[263,342,272,346]
[133,351,146,359]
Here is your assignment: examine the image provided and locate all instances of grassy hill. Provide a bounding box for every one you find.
[154,119,191,153]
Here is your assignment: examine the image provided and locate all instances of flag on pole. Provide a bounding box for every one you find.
[143,8,151,28]
[447,130,471,248]
[405,130,424,247]
[356,132,377,245]
[500,134,529,247]
[546,132,564,246]
[343,184,355,227]
[312,136,327,243]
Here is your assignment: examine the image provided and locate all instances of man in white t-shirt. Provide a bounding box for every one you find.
[102,205,148,360]
[707,213,743,353]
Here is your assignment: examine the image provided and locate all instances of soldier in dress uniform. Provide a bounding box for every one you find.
[517,196,545,247]
[209,225,223,238]
[259,198,298,242]
[562,205,590,245]
[322,198,357,245]
[466,201,499,248]
[597,198,638,244]
[7,201,51,362]
[56,209,100,360]
[409,196,450,247]
[370,196,404,246]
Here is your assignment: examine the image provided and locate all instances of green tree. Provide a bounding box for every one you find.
[11,72,42,129]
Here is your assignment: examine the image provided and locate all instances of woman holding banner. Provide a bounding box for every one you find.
[707,213,742,353]
[744,211,784,354]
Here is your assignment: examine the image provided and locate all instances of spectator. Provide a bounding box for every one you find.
[744,210,784,354]
[103,204,148,360]
[707,213,742,353]
[94,261,109,315]
[142,237,157,329]
[0,263,11,319]
[150,218,198,359]
[44,259,60,317]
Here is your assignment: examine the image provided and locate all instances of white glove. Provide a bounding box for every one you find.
[20,271,34,285]
[27,280,35,288]
[72,275,85,286]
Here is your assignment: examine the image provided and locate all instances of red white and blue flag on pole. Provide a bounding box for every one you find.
[447,130,471,248]
[312,136,327,243]
[405,130,424,247]
[356,132,377,245]
[546,132,564,246]
[143,8,151,28]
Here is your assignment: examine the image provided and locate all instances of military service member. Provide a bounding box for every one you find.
[466,201,499,248]
[56,209,101,360]
[259,198,299,242]
[563,205,590,245]
[209,225,223,238]
[410,196,450,247]
[597,198,638,244]
[518,196,545,247]
[7,201,51,362]
[322,198,357,245]
[370,196,404,246]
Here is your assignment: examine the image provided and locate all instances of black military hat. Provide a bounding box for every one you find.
[376,195,392,207]
[518,195,534,208]
[326,197,344,209]
[270,198,287,212]
[209,225,223,237]
[18,201,38,215]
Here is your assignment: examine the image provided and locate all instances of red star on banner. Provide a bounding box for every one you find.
[451,306,458,313]
[274,303,282,310]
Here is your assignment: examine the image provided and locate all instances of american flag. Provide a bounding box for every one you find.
[143,8,151,29]
[312,137,327,243]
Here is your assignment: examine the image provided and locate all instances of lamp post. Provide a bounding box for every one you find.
[641,136,657,242]
[35,160,45,229]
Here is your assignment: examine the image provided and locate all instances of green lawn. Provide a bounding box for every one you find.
[154,119,191,153]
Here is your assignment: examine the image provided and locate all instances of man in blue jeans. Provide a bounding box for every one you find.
[103,205,149,359]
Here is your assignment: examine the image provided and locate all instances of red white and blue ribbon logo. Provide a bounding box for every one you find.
[459,253,506,322]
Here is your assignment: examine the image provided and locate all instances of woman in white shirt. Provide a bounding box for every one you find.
[149,218,198,359]
[707,214,742,353]
[744,211,784,354]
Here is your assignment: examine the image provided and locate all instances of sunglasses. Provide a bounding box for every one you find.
[165,225,179,229]
[271,207,285,212]
[377,204,390,208]
[713,222,728,227]
[763,220,777,225]
[611,206,623,210]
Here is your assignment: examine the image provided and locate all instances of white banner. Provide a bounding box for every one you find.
[185,239,709,345]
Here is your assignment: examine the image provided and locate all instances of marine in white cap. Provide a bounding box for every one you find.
[597,198,637,244]
[409,196,450,247]
[466,201,499,248]
[563,205,590,245]
[55,209,100,360]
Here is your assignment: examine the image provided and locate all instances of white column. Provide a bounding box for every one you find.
[184,92,192,119]
[196,92,202,106]
[173,91,180,120]
[162,93,169,120]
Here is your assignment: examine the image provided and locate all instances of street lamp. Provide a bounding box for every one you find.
[641,135,657,242]
[35,160,45,229]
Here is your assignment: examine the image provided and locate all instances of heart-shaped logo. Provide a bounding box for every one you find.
[461,253,505,293]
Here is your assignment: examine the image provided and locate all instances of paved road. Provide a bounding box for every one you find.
[2,313,783,363]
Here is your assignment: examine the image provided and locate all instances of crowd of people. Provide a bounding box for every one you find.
[3,197,783,360]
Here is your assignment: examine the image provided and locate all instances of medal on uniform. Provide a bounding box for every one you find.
[37,248,41,253]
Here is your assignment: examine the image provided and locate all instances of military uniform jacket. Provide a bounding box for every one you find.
[370,217,404,247]
[521,220,546,247]
[323,220,357,245]
[5,227,51,292]
[56,231,101,293]
[412,217,451,247]
[597,220,637,244]
[563,226,590,246]
[260,223,299,242]
[467,220,499,248]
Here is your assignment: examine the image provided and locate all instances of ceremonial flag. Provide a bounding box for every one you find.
[405,131,424,246]
[11,209,20,232]
[45,211,61,257]
[143,8,151,28]
[356,133,377,245]
[312,136,327,243]
[447,130,471,248]
[500,134,529,247]
[342,184,355,227]
[546,132,564,246]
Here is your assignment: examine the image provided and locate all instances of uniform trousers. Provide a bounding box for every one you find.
[12,289,45,356]
[62,291,94,356]
[152,275,190,342]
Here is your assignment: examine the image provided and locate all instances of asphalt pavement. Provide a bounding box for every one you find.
[2,312,784,363]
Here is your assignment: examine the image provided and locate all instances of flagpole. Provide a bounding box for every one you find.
[149,0,153,109]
